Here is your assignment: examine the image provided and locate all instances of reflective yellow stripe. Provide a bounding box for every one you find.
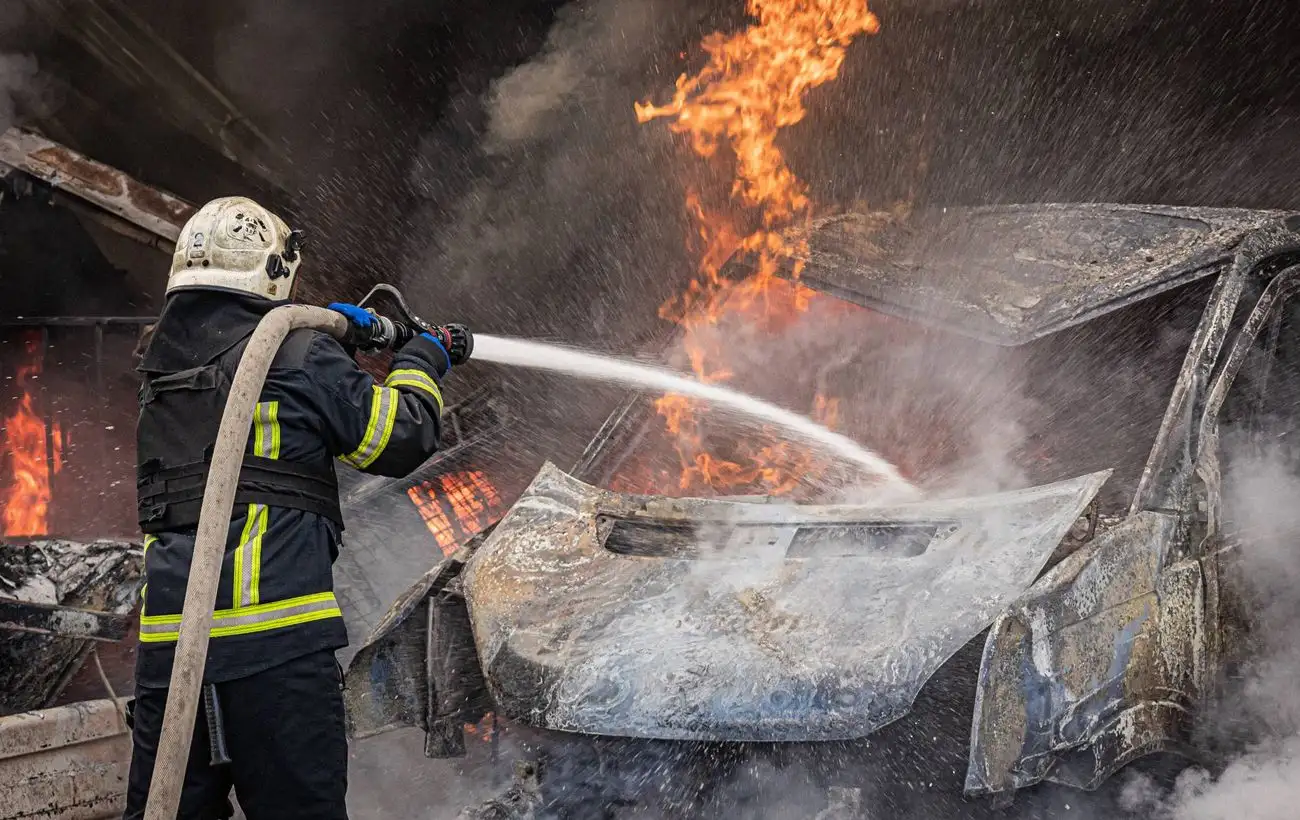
[235,402,279,607]
[252,400,281,460]
[249,507,266,606]
[138,592,341,643]
[385,369,444,414]
[141,535,158,602]
[233,504,268,607]
[341,385,398,469]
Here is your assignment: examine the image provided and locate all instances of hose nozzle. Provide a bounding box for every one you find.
[428,323,473,366]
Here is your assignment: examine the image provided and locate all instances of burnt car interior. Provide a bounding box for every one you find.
[1219,293,1300,493]
[603,275,1217,516]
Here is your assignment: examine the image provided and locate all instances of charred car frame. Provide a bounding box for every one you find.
[344,204,1300,817]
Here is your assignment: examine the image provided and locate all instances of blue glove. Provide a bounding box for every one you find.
[327,303,375,328]
[420,332,452,372]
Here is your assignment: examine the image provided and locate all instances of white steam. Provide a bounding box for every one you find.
[345,2,709,816]
[0,2,39,134]
[481,0,659,152]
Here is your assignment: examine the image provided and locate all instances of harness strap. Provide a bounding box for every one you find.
[138,455,343,532]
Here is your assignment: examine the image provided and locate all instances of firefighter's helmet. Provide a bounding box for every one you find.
[166,197,305,301]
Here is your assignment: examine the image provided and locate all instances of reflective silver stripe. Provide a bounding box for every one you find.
[234,504,267,607]
[342,386,397,469]
[252,401,281,460]
[234,402,279,607]
[385,369,444,414]
[138,592,341,642]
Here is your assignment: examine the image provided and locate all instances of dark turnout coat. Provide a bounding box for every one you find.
[133,291,449,687]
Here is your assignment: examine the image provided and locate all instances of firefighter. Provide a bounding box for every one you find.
[123,196,469,819]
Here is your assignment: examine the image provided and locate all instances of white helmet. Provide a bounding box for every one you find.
[167,196,305,301]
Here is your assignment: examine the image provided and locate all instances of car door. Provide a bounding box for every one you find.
[1192,264,1300,677]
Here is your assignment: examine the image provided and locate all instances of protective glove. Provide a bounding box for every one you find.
[424,323,474,367]
[329,302,391,351]
[419,332,452,375]
[327,302,375,329]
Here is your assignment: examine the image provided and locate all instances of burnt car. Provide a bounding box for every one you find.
[343,204,1300,817]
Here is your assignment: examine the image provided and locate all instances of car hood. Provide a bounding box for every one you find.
[463,463,1109,742]
[777,204,1290,344]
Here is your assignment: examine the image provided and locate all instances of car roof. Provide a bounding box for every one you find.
[774,204,1293,345]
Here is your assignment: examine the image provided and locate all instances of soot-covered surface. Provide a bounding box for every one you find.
[464,464,1107,742]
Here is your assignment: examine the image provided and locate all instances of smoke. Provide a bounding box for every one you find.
[0,53,36,132]
[336,0,1300,815]
[342,2,719,817]
[401,0,705,345]
[1122,738,1300,820]
[385,0,725,503]
[0,3,38,133]
[653,246,1210,509]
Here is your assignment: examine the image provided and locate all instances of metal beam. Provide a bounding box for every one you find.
[50,190,177,253]
[0,126,194,242]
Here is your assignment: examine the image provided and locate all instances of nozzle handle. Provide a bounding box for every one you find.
[344,313,420,351]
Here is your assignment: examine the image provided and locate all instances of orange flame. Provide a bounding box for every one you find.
[464,711,495,742]
[637,0,879,495]
[2,333,63,537]
[406,470,504,557]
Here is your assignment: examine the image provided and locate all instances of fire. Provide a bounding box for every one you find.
[1,333,63,537]
[407,470,504,557]
[637,0,879,495]
[464,711,495,742]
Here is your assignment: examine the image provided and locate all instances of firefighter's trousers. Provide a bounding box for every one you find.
[122,649,349,820]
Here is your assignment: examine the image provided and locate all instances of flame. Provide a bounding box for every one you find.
[406,470,504,557]
[464,711,495,742]
[2,333,63,537]
[637,0,879,495]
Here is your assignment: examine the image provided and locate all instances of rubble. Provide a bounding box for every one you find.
[0,697,131,820]
[0,538,143,715]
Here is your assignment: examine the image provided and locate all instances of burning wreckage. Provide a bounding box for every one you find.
[345,204,1300,817]
[0,127,179,715]
[5,121,1300,817]
[0,128,167,817]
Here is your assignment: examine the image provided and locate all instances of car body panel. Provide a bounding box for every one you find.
[461,463,1109,741]
[341,207,1300,811]
[343,535,491,758]
[965,512,1209,794]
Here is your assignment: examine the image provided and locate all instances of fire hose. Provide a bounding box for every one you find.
[144,287,467,820]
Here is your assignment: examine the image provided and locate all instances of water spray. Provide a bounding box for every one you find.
[358,286,913,493]
[472,333,917,496]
